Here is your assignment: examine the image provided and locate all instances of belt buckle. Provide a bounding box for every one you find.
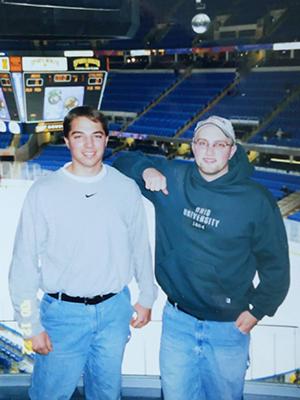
[84,295,101,305]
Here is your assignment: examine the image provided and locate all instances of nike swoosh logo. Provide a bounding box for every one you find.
[85,193,97,198]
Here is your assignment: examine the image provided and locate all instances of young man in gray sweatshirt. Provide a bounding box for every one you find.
[9,106,157,400]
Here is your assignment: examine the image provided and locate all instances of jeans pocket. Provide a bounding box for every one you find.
[121,287,134,314]
[40,294,60,320]
[164,300,179,320]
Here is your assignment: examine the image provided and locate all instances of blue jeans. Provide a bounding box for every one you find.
[29,288,133,400]
[160,301,250,400]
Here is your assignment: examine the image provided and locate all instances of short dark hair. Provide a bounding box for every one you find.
[63,106,109,138]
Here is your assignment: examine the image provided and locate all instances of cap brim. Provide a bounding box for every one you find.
[194,121,235,143]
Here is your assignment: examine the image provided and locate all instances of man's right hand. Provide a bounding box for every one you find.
[30,331,53,355]
[142,168,168,195]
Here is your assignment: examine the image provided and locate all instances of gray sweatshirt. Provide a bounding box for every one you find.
[9,164,157,338]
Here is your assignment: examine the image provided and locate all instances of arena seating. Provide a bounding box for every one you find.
[108,122,123,132]
[19,133,30,147]
[250,96,300,147]
[27,145,71,171]
[26,69,300,194]
[27,144,114,171]
[102,72,177,113]
[183,70,300,139]
[17,67,297,147]
[103,69,300,141]
[126,71,235,137]
[0,133,12,148]
[252,169,300,200]
[202,71,300,121]
[288,210,300,222]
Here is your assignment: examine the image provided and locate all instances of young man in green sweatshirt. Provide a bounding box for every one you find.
[9,106,157,400]
[113,115,290,400]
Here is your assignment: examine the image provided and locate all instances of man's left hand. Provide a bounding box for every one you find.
[131,303,151,328]
[235,310,258,334]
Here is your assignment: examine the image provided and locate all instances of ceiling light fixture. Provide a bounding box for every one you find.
[191,1,210,34]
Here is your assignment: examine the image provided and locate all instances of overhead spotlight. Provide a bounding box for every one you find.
[192,0,210,34]
[191,13,211,34]
[195,0,206,10]
[8,121,20,134]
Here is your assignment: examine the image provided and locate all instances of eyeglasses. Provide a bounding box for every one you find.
[192,138,233,151]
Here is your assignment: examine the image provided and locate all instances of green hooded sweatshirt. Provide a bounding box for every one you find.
[113,145,290,321]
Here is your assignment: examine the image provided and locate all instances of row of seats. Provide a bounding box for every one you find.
[288,210,300,222]
[198,71,300,124]
[102,72,177,113]
[126,72,235,137]
[252,136,300,148]
[19,133,30,146]
[103,70,300,147]
[27,145,72,171]
[0,133,29,148]
[0,133,12,148]
[251,96,300,146]
[28,144,114,171]
[251,169,300,200]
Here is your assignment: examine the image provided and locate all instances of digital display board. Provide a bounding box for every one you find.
[0,73,20,121]
[24,71,107,123]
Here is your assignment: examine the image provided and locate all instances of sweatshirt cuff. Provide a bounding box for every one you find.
[137,285,158,309]
[250,306,265,321]
[18,316,44,339]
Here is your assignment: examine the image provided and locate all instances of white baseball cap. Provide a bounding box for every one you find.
[194,116,236,143]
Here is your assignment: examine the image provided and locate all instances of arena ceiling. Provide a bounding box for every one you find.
[0,0,298,50]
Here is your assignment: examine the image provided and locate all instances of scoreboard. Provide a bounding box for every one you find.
[0,55,108,138]
[0,73,20,121]
[24,71,107,122]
